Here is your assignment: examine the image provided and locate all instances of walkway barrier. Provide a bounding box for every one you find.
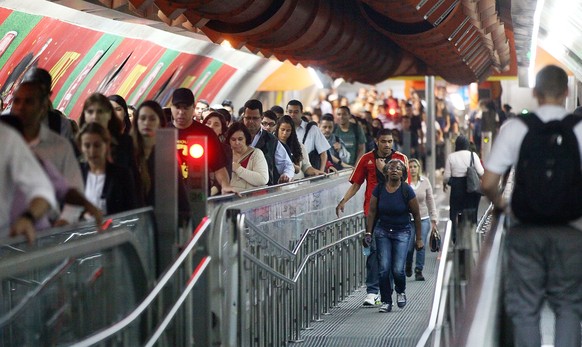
[0,208,157,346]
[417,171,513,347]
[203,170,365,346]
[0,170,364,346]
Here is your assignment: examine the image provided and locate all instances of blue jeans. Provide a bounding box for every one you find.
[365,236,379,294]
[406,218,431,271]
[375,224,411,304]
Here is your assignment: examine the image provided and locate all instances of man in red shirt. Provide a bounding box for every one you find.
[336,128,409,306]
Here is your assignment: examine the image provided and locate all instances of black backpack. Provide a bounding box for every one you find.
[511,113,582,224]
[302,121,321,169]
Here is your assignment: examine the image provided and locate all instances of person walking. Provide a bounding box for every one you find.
[482,65,582,347]
[443,135,483,243]
[336,129,409,306]
[405,158,438,281]
[364,159,422,312]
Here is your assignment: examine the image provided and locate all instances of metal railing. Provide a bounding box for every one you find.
[416,207,502,347]
[239,211,367,346]
[72,217,212,346]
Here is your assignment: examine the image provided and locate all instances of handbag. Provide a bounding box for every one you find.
[466,150,481,193]
[429,226,441,252]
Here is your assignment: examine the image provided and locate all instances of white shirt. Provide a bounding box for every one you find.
[486,104,582,174]
[444,150,484,180]
[251,130,295,179]
[0,124,58,235]
[85,172,107,214]
[295,120,331,154]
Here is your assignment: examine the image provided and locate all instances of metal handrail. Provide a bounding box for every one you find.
[416,220,453,347]
[0,258,74,327]
[244,210,363,259]
[144,256,212,347]
[71,217,212,347]
[241,229,365,285]
[0,228,136,280]
[456,213,506,346]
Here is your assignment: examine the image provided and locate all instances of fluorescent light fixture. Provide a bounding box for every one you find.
[449,93,466,111]
[308,67,324,89]
[528,0,545,88]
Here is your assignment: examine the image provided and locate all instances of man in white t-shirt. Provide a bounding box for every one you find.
[287,100,330,171]
[0,123,57,242]
[482,65,582,347]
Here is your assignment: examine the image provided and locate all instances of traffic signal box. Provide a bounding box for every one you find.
[186,135,208,225]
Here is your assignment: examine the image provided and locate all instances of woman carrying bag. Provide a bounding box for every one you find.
[405,158,438,281]
[443,135,484,243]
[364,159,423,313]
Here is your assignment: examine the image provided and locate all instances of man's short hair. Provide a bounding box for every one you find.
[222,99,233,108]
[244,99,263,116]
[287,99,303,112]
[22,67,52,94]
[172,88,195,106]
[197,99,209,107]
[534,65,568,99]
[376,128,393,139]
[215,108,231,123]
[320,113,334,122]
[338,105,351,114]
[270,105,284,116]
[263,110,277,122]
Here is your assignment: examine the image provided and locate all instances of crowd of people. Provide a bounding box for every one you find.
[1,67,445,242]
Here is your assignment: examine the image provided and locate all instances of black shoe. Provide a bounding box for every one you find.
[405,263,412,277]
[415,268,425,281]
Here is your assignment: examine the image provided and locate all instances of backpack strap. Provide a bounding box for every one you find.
[303,121,317,144]
[518,112,544,130]
[561,113,582,128]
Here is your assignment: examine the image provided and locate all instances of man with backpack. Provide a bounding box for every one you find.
[286,100,329,171]
[482,65,582,347]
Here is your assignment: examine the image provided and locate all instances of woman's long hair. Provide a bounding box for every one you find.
[275,115,302,164]
[79,93,121,142]
[108,94,132,135]
[131,100,166,197]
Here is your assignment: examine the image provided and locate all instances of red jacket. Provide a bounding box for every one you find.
[349,150,409,216]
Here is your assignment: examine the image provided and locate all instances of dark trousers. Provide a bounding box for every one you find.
[504,224,582,347]
[448,176,480,242]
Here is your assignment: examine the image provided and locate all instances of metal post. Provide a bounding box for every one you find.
[425,76,436,187]
[154,129,178,272]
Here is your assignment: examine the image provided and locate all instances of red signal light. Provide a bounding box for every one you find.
[189,143,204,159]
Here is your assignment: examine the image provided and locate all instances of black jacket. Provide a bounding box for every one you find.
[81,162,138,215]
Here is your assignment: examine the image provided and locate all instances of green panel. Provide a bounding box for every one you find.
[0,11,42,67]
[53,33,123,116]
[126,49,180,106]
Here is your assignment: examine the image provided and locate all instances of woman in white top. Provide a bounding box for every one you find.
[226,122,269,192]
[406,158,438,281]
[443,135,484,243]
[275,115,324,180]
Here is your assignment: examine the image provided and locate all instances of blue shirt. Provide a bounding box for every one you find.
[373,183,415,228]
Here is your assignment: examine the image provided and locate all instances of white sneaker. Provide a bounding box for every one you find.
[379,303,392,313]
[363,293,379,306]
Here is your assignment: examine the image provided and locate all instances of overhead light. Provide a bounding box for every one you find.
[220,40,233,50]
[308,67,324,89]
[528,0,545,88]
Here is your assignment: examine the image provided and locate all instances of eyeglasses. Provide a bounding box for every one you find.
[261,121,276,127]
[386,165,402,172]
